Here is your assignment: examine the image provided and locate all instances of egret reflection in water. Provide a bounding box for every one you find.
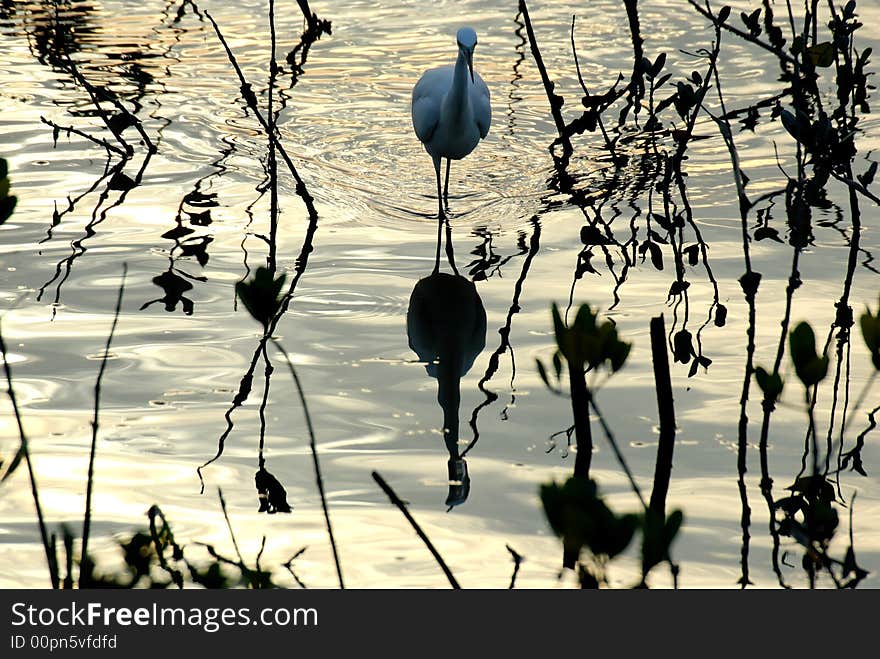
[407,218,487,508]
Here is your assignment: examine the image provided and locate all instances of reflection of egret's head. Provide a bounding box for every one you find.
[446,457,470,509]
[406,272,487,380]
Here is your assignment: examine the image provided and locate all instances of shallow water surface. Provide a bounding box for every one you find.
[1,0,879,588]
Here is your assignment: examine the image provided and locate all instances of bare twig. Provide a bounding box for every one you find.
[506,544,524,589]
[218,487,246,566]
[80,264,127,584]
[0,320,58,588]
[41,117,128,157]
[518,0,573,156]
[687,0,796,65]
[271,338,345,589]
[371,471,460,589]
[204,11,318,221]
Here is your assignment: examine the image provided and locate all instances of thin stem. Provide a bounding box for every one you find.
[205,11,318,221]
[588,397,647,509]
[371,471,460,589]
[0,321,58,588]
[271,338,345,589]
[218,487,245,566]
[80,263,127,585]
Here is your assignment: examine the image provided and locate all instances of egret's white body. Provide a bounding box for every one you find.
[412,27,490,216]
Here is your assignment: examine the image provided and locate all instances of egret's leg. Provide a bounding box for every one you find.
[433,155,444,219]
[443,159,451,202]
[433,215,443,274]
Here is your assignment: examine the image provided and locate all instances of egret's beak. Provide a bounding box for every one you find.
[467,50,474,84]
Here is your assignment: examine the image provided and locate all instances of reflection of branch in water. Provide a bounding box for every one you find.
[141,141,231,315]
[464,218,541,458]
[197,197,319,488]
[843,403,880,478]
[505,8,526,137]
[37,153,151,317]
[37,152,113,248]
[705,43,760,587]
[198,4,325,490]
[518,0,572,161]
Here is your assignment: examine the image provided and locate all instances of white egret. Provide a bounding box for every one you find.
[411,27,491,217]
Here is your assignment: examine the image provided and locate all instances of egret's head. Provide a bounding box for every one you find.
[456,27,478,83]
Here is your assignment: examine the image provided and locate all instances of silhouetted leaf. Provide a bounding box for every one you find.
[107,112,138,135]
[789,322,829,386]
[650,53,666,79]
[0,196,17,225]
[673,329,693,364]
[552,351,563,381]
[642,509,683,576]
[673,82,697,118]
[161,225,195,241]
[575,251,598,279]
[739,271,762,297]
[741,8,762,37]
[655,73,672,89]
[806,42,835,68]
[0,445,24,483]
[755,226,783,242]
[859,298,880,370]
[609,340,631,373]
[714,304,727,327]
[549,303,630,375]
[541,478,638,561]
[717,6,731,24]
[236,266,287,329]
[536,358,552,390]
[648,241,663,270]
[580,225,610,245]
[741,106,760,131]
[755,366,784,401]
[108,171,136,192]
[668,280,689,299]
[857,161,877,187]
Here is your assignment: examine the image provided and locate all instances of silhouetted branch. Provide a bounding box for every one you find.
[0,320,58,588]
[371,471,460,589]
[506,544,523,589]
[649,315,676,517]
[518,0,572,157]
[80,264,127,584]
[41,117,128,157]
[204,10,318,221]
[272,338,345,589]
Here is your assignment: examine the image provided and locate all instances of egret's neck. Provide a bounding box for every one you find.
[437,357,461,455]
[444,50,471,118]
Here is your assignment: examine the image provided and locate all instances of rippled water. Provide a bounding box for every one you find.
[1,0,880,588]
